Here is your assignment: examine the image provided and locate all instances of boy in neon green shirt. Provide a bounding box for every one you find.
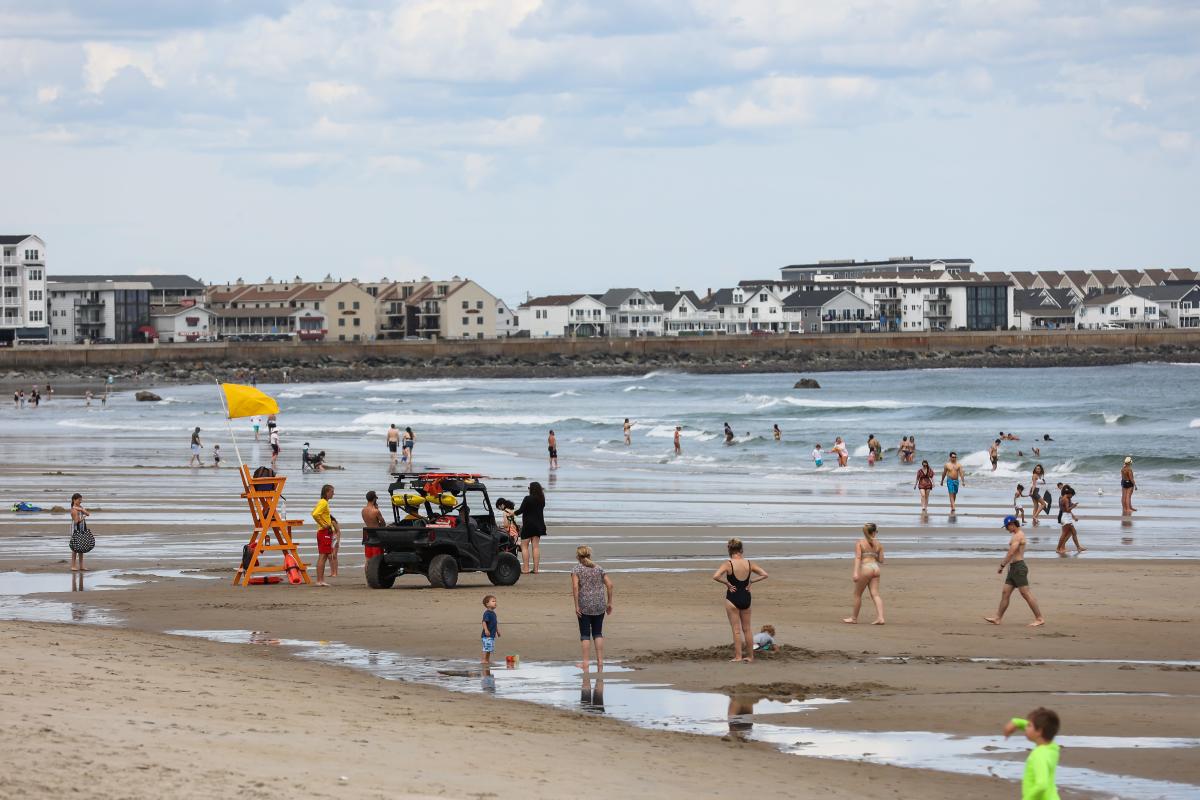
[1003,707,1060,800]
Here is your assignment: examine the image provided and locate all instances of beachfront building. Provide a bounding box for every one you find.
[0,234,48,344]
[150,302,216,343]
[368,278,501,340]
[47,278,154,344]
[701,286,789,334]
[595,288,665,337]
[654,291,726,336]
[780,257,973,282]
[495,298,518,338]
[518,294,608,337]
[1141,285,1200,329]
[782,289,877,333]
[53,273,205,309]
[206,277,376,340]
[1013,288,1080,331]
[1074,291,1162,329]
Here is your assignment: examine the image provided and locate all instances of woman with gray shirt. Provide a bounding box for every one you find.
[571,545,614,673]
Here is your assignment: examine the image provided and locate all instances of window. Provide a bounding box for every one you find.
[28,289,42,301]
[24,249,40,260]
[338,301,345,310]
[476,316,483,325]
[462,301,469,309]
[29,310,42,321]
[476,300,483,309]
[352,301,360,310]
[353,317,361,327]
[338,318,345,327]
[462,317,469,325]
[313,302,320,310]
[29,269,42,280]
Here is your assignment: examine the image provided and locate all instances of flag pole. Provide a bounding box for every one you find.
[215,381,246,471]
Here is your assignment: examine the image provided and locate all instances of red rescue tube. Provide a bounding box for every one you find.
[284,553,303,584]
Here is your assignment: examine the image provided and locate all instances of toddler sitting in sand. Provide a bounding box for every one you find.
[753,625,776,652]
[496,498,519,540]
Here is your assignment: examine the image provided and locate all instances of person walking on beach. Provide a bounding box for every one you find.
[480,595,499,666]
[1056,488,1085,555]
[400,426,415,467]
[915,460,935,510]
[189,427,203,467]
[989,439,1001,472]
[1120,456,1137,515]
[712,538,768,663]
[623,418,633,446]
[212,444,222,468]
[674,426,682,456]
[85,390,93,407]
[267,413,277,439]
[269,427,280,468]
[832,436,849,467]
[1003,708,1061,800]
[572,545,614,673]
[312,484,336,587]
[986,516,1045,627]
[547,429,558,469]
[387,424,400,469]
[843,523,885,625]
[68,493,94,572]
[1012,485,1027,525]
[941,452,965,513]
[515,482,547,574]
[251,416,261,442]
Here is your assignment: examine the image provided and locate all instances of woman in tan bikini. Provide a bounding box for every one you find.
[843,523,885,625]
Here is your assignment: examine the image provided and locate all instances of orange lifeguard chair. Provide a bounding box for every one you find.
[233,464,311,586]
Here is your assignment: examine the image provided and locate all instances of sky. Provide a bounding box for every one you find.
[0,1,1197,304]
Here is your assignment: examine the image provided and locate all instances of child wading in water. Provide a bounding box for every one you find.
[1003,707,1061,800]
[481,595,499,665]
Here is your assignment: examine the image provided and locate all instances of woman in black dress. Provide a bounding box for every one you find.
[515,481,547,574]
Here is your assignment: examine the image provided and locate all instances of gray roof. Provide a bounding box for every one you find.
[649,290,702,309]
[782,289,851,309]
[1080,290,1151,307]
[1137,285,1200,302]
[51,274,204,290]
[594,288,650,308]
[1013,288,1079,313]
[0,234,35,245]
[522,293,587,307]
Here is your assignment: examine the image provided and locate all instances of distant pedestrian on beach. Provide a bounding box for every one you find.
[481,594,499,665]
[989,439,1001,472]
[1003,708,1061,800]
[85,390,93,407]
[212,444,221,468]
[773,424,782,442]
[516,482,547,574]
[1056,487,1085,555]
[832,436,849,467]
[312,484,336,587]
[572,545,614,673]
[723,422,734,444]
[387,423,400,469]
[400,426,415,467]
[843,523,885,625]
[269,427,280,468]
[267,413,277,438]
[251,416,261,442]
[812,443,824,467]
[1031,463,1045,493]
[712,538,768,663]
[986,516,1045,627]
[547,429,558,469]
[941,452,965,513]
[1120,456,1137,515]
[674,426,682,455]
[189,427,203,466]
[623,418,633,445]
[914,460,934,510]
[68,493,94,572]
[1012,484,1027,525]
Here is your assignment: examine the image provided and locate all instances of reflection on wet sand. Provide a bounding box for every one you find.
[580,674,605,713]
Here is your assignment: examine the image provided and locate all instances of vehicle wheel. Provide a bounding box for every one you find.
[365,555,397,589]
[487,552,521,586]
[427,554,458,589]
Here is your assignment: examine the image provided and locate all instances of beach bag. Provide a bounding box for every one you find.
[69,524,95,554]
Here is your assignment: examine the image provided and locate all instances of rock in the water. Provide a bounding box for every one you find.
[135,391,162,402]
[793,378,821,389]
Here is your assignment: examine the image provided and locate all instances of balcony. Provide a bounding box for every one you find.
[1,275,19,286]
[1,256,17,267]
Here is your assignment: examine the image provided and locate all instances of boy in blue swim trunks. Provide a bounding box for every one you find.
[940,451,965,513]
[481,594,499,665]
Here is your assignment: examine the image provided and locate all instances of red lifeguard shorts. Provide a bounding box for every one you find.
[317,527,334,555]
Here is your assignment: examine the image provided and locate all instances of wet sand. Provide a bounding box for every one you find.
[2,547,1197,796]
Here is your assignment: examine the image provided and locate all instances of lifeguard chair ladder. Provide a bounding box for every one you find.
[233,464,311,586]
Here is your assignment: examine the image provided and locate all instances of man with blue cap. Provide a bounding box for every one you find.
[986,515,1045,627]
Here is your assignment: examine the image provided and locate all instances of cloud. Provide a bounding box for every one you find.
[462,153,494,189]
[690,75,879,129]
[82,42,163,92]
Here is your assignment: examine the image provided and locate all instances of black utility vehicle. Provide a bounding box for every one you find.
[362,472,522,590]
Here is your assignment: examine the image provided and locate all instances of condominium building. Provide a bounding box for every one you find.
[46,278,154,344]
[368,278,501,340]
[0,234,48,343]
[206,277,377,340]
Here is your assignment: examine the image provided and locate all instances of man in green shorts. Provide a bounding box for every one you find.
[986,515,1045,627]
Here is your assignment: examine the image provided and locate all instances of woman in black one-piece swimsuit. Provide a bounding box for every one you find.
[712,537,768,663]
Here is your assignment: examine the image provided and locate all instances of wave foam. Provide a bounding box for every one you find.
[352,411,613,427]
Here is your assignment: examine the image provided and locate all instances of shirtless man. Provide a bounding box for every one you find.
[361,490,386,569]
[387,423,401,469]
[940,452,965,513]
[623,418,633,446]
[986,516,1045,627]
[989,439,1001,472]
[673,426,682,455]
[547,429,558,470]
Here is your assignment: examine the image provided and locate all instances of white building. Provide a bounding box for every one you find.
[1013,288,1079,331]
[1075,291,1162,329]
[1139,285,1200,329]
[702,286,789,334]
[595,289,664,337]
[653,291,725,336]
[0,234,48,343]
[47,278,154,344]
[150,302,216,343]
[518,294,608,337]
[495,298,518,338]
[782,289,877,333]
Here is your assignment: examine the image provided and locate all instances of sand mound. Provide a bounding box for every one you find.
[626,643,843,664]
[720,681,897,701]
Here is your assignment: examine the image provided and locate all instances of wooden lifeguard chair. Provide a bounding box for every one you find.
[233,464,311,586]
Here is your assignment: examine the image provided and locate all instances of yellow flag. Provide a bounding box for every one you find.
[221,383,280,419]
